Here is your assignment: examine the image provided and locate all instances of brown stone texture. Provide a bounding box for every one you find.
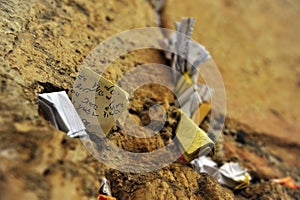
[1,0,300,199]
[106,164,234,200]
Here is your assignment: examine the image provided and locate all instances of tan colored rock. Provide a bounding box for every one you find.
[2,0,299,199]
[107,163,234,200]
[0,0,232,199]
[237,181,300,200]
[0,0,162,199]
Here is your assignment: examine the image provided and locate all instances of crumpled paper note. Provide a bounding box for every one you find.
[191,156,251,189]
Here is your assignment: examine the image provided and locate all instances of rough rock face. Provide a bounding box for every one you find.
[1,0,300,200]
[0,122,102,200]
[106,164,233,200]
[0,0,233,199]
[0,0,161,124]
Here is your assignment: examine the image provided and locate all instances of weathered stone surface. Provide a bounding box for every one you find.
[0,122,103,200]
[0,0,232,199]
[236,181,300,200]
[106,163,234,200]
[1,0,300,199]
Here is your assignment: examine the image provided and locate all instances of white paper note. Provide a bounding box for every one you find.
[38,91,87,138]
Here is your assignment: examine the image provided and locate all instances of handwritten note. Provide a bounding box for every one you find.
[72,67,129,135]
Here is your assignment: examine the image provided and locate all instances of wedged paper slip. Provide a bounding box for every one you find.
[175,109,214,163]
[38,91,87,138]
[161,18,213,125]
[177,82,213,125]
[191,156,251,189]
[72,67,129,135]
[161,18,211,86]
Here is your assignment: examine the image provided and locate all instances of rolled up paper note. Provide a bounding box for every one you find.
[175,109,214,163]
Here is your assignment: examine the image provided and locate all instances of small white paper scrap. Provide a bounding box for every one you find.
[38,91,87,138]
[191,156,251,189]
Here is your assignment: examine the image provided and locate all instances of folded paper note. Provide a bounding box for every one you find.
[177,82,213,125]
[191,84,213,125]
[38,91,87,138]
[72,67,129,135]
[162,18,211,87]
[161,18,212,123]
[192,102,211,125]
[191,156,251,189]
[176,110,214,163]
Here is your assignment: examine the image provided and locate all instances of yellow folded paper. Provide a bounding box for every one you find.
[175,74,212,126]
[234,173,251,190]
[192,102,212,126]
[176,110,214,162]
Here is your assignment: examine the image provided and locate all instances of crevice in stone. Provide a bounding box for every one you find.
[37,81,65,93]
